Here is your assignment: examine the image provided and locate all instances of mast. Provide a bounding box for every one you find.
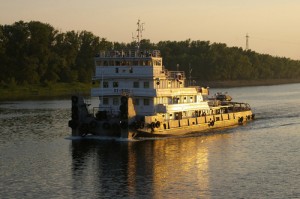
[132,19,145,50]
[189,63,192,86]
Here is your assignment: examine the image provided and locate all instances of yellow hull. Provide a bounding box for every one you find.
[135,111,254,137]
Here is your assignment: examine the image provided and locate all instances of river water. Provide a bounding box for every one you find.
[0,84,299,199]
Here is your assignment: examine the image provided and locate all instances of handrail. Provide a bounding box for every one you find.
[95,50,161,58]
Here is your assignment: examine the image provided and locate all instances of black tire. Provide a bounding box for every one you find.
[239,117,244,123]
[155,121,161,128]
[151,122,156,129]
[139,122,145,129]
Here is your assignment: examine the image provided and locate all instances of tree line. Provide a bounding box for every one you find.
[1,21,300,86]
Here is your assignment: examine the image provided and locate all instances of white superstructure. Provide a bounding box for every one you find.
[91,49,210,122]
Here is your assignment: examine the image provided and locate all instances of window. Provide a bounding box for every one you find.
[113,97,119,105]
[96,61,101,66]
[109,61,114,66]
[103,82,109,88]
[113,82,119,88]
[154,60,162,66]
[134,98,139,105]
[144,81,149,88]
[143,98,150,106]
[115,68,119,73]
[103,97,109,105]
[133,81,139,88]
[157,60,162,66]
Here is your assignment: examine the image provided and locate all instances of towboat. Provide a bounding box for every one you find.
[68,21,254,138]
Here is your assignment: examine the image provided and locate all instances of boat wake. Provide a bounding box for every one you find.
[255,111,300,121]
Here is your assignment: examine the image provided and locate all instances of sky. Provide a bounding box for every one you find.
[1,0,300,60]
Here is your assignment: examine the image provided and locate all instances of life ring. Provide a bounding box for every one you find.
[176,73,182,80]
[71,96,78,103]
[102,122,111,129]
[155,121,161,128]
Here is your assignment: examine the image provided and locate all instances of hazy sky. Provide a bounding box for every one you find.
[1,0,300,60]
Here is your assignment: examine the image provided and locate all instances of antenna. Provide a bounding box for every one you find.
[246,33,249,50]
[189,63,192,86]
[132,19,145,50]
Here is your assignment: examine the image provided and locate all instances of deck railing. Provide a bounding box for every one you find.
[96,50,161,58]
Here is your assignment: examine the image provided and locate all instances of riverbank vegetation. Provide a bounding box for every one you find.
[0,82,91,101]
[1,21,300,100]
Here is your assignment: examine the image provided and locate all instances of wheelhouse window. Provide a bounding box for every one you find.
[133,81,139,88]
[153,59,162,66]
[143,98,150,106]
[103,82,109,88]
[113,97,119,105]
[144,81,149,88]
[103,97,109,105]
[134,98,140,105]
[113,82,119,88]
[103,60,109,66]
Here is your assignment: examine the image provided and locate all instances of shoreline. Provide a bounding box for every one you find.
[0,82,91,101]
[0,79,300,101]
[200,78,300,88]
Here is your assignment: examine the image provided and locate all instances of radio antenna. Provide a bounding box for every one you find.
[246,33,249,50]
[132,19,145,50]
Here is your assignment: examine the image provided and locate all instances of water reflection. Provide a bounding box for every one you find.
[0,107,69,146]
[71,133,231,198]
[1,83,299,198]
